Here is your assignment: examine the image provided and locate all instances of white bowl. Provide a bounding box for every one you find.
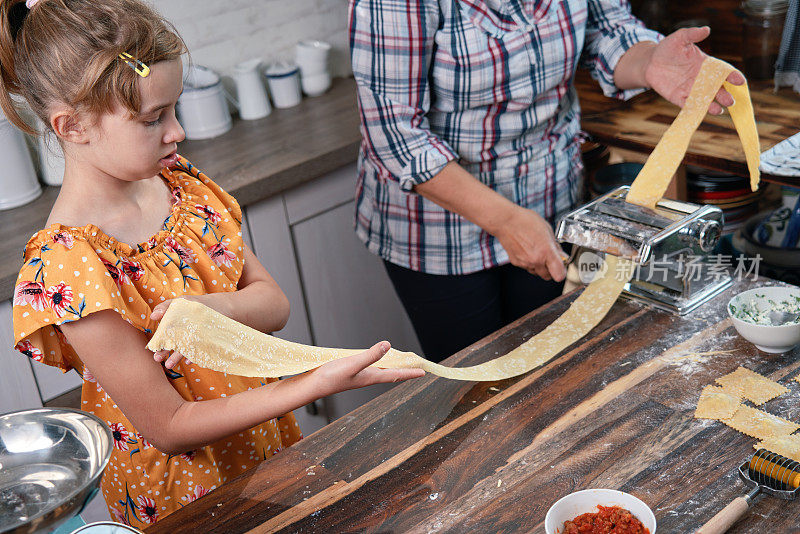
[728,286,800,353]
[545,489,656,534]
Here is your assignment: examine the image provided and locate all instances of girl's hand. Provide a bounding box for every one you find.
[152,347,186,369]
[643,27,745,115]
[149,295,232,369]
[492,205,567,282]
[311,341,425,397]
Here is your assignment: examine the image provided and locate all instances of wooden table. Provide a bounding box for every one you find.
[146,277,800,533]
[576,71,800,189]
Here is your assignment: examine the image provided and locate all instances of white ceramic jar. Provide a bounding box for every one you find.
[0,109,41,209]
[300,72,331,97]
[177,65,232,140]
[295,40,332,97]
[295,40,331,75]
[232,58,271,120]
[265,62,302,109]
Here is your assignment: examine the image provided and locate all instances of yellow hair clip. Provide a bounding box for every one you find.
[118,52,150,78]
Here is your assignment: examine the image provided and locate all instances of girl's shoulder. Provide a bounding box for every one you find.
[166,156,242,225]
[20,224,123,286]
[22,156,241,262]
[13,224,130,374]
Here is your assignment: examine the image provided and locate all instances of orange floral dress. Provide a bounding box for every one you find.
[12,157,302,527]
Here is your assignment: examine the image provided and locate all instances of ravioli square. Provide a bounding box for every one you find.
[724,406,799,440]
[694,385,740,421]
[754,434,800,462]
[715,367,788,405]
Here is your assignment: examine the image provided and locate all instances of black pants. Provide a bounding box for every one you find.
[383,261,564,363]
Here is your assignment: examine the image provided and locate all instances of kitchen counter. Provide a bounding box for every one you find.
[0,77,361,303]
[145,277,800,533]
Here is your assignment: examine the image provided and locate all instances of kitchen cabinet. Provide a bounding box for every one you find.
[245,162,422,433]
[243,197,313,346]
[0,297,83,415]
[290,200,422,419]
[0,300,41,414]
[29,353,82,403]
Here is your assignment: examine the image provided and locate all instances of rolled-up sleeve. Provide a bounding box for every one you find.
[349,0,458,191]
[582,1,663,100]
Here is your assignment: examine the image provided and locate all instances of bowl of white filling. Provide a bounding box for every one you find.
[728,286,800,353]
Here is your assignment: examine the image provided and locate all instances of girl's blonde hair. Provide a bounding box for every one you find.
[0,0,185,135]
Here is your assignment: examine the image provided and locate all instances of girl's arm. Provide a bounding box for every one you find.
[59,310,423,454]
[151,244,289,332]
[150,244,288,367]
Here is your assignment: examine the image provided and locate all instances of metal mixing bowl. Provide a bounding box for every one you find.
[0,408,112,534]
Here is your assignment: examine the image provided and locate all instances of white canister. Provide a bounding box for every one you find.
[38,128,65,186]
[233,58,271,120]
[177,65,232,140]
[265,62,302,109]
[300,71,331,97]
[295,40,331,76]
[0,110,41,209]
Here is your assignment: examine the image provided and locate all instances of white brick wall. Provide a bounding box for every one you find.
[150,0,352,78]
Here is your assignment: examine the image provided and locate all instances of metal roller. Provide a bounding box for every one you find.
[696,449,800,534]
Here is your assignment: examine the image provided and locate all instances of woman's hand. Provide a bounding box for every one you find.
[414,162,567,282]
[645,27,745,115]
[150,294,233,369]
[492,205,567,282]
[310,341,425,397]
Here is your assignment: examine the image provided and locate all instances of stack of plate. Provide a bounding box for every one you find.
[590,162,642,198]
[733,213,800,285]
[686,166,761,237]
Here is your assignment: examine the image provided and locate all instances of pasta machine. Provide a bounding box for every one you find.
[555,185,732,315]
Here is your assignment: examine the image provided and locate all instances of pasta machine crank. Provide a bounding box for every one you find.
[555,186,732,315]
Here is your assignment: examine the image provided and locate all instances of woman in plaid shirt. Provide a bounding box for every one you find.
[348,0,742,362]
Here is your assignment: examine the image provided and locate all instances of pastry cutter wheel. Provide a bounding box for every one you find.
[696,448,800,534]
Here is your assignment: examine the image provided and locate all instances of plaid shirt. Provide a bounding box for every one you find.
[349,0,661,275]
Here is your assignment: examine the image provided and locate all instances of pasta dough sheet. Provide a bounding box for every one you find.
[694,385,740,421]
[625,57,760,208]
[715,366,788,406]
[147,56,760,382]
[147,256,633,382]
[755,435,800,462]
[723,405,800,440]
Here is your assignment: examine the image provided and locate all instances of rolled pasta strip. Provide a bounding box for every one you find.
[147,257,634,381]
[626,57,760,208]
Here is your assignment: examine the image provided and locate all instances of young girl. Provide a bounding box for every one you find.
[2,0,424,525]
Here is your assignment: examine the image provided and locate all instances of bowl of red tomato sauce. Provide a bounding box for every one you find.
[544,488,656,534]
